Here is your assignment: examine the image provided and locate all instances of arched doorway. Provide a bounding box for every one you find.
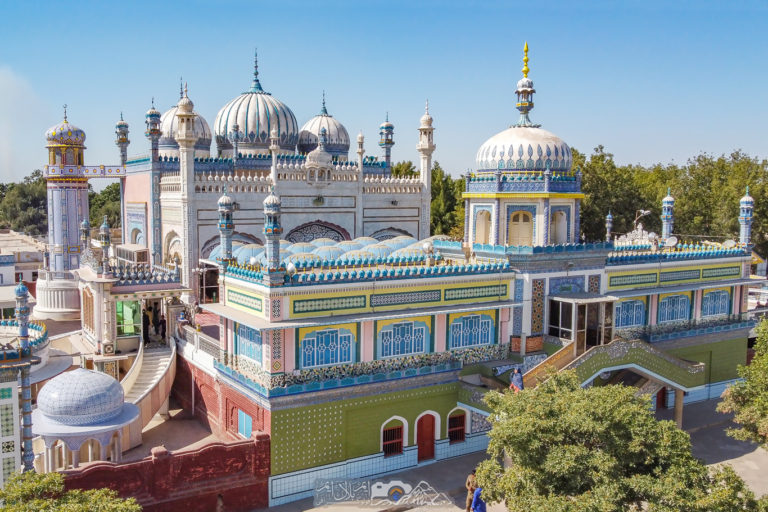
[550,210,567,244]
[416,413,436,462]
[474,210,491,244]
[507,211,533,246]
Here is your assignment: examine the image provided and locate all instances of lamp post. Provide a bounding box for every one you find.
[634,209,651,228]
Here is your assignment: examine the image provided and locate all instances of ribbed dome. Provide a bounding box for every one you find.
[37,368,124,426]
[158,104,212,155]
[298,100,350,157]
[475,126,571,172]
[46,119,86,146]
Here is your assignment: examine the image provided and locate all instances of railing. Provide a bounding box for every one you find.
[179,325,220,359]
[119,338,143,394]
[615,314,753,343]
[523,342,576,389]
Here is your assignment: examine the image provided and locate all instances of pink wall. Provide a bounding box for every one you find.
[283,328,295,372]
[499,308,510,344]
[435,314,446,352]
[361,321,374,362]
[649,295,658,326]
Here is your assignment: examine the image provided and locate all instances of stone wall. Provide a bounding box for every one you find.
[64,436,270,512]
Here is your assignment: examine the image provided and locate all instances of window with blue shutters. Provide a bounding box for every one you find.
[658,295,691,323]
[237,409,252,438]
[301,328,354,368]
[379,321,427,358]
[701,290,730,317]
[448,314,494,349]
[234,323,262,365]
[615,300,645,328]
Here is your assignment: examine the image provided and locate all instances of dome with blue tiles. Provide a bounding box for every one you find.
[46,117,86,146]
[741,187,754,206]
[14,282,28,298]
[37,368,125,426]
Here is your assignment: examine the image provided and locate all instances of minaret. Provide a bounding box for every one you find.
[99,215,112,276]
[379,113,395,171]
[739,187,754,246]
[145,99,161,162]
[218,187,235,262]
[263,188,285,285]
[514,42,540,128]
[174,84,199,302]
[661,188,675,240]
[356,131,365,238]
[15,282,33,472]
[356,131,365,169]
[417,101,435,238]
[269,128,279,187]
[605,212,613,242]
[15,283,30,351]
[115,113,130,166]
[80,218,90,251]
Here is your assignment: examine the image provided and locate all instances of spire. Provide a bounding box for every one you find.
[151,97,155,109]
[321,90,328,115]
[251,48,263,92]
[120,112,124,122]
[179,77,183,99]
[522,41,530,77]
[425,99,429,114]
[63,104,68,122]
[184,82,188,97]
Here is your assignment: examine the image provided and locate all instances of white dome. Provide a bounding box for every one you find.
[298,101,350,157]
[37,368,124,426]
[158,104,212,156]
[475,126,571,172]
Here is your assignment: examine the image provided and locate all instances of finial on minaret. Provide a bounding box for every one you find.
[251,48,263,92]
[184,82,188,97]
[386,111,389,122]
[425,99,429,114]
[321,90,327,115]
[63,104,68,121]
[151,97,155,108]
[179,77,183,99]
[522,41,530,77]
[120,112,124,122]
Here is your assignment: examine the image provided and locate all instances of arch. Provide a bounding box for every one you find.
[447,406,470,435]
[286,221,350,243]
[164,231,182,266]
[380,415,409,451]
[507,210,533,246]
[413,410,441,444]
[130,227,145,246]
[550,210,567,244]
[474,210,491,244]
[369,227,413,241]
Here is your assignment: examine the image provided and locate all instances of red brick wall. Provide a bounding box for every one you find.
[64,435,270,512]
[172,355,271,439]
[510,336,544,353]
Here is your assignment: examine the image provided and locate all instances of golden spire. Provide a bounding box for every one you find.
[522,42,530,77]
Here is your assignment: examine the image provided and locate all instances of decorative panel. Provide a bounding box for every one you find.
[531,279,545,334]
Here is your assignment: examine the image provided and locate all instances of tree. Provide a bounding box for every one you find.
[391,160,418,178]
[430,162,464,237]
[0,471,141,511]
[719,319,768,446]
[477,371,763,511]
[0,169,48,236]
[89,182,122,229]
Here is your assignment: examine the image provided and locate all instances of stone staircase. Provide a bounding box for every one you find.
[125,347,173,404]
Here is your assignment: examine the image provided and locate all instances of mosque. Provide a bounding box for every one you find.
[18,45,759,508]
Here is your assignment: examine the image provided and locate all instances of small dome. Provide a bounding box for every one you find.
[286,242,316,255]
[233,243,265,265]
[475,126,571,172]
[312,245,346,260]
[420,101,433,127]
[177,85,194,113]
[353,236,379,246]
[741,188,754,206]
[380,120,394,130]
[37,368,124,426]
[306,129,334,170]
[158,104,212,154]
[218,192,234,207]
[357,131,364,144]
[311,238,338,248]
[298,100,350,157]
[263,190,281,209]
[14,282,28,298]
[115,115,129,132]
[46,119,86,146]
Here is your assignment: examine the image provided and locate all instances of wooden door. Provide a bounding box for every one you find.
[417,415,435,462]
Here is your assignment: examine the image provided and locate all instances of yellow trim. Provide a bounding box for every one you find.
[618,296,648,305]
[377,315,433,332]
[659,290,692,301]
[298,322,358,344]
[463,192,585,199]
[702,286,732,296]
[448,309,497,323]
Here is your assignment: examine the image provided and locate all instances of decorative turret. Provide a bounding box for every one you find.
[218,187,235,262]
[263,188,285,285]
[115,113,130,165]
[379,113,395,171]
[269,128,279,187]
[145,99,161,161]
[15,282,30,350]
[661,187,675,240]
[605,211,613,242]
[80,218,91,249]
[228,123,244,164]
[740,186,754,246]
[175,84,199,302]
[417,100,435,184]
[356,131,365,171]
[99,215,112,275]
[514,42,539,128]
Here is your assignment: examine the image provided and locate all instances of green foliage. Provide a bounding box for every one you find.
[430,162,464,238]
[89,182,121,229]
[0,471,141,511]
[391,160,418,178]
[477,371,761,511]
[0,169,47,235]
[718,318,768,446]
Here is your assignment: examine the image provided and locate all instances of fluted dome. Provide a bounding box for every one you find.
[298,100,350,157]
[46,119,85,146]
[37,368,125,426]
[475,126,571,172]
[158,104,212,156]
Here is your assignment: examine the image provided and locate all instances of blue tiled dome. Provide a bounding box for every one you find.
[37,368,124,426]
[14,282,28,298]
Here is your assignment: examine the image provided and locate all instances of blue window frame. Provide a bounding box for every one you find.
[301,328,353,368]
[658,294,691,323]
[234,323,262,365]
[380,321,427,358]
[448,314,494,349]
[237,409,252,438]
[615,300,645,328]
[701,290,730,317]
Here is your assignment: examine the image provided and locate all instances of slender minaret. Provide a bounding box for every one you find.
[145,99,161,162]
[661,187,675,240]
[263,188,285,285]
[417,101,435,238]
[356,131,365,238]
[379,113,395,171]
[99,215,112,276]
[115,113,130,166]
[605,211,613,242]
[218,187,235,262]
[739,187,754,246]
[80,218,91,251]
[15,283,30,350]
[356,131,365,169]
[174,84,199,302]
[269,128,279,188]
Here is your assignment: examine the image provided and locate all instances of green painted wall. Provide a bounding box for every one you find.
[271,382,460,475]
[666,336,747,383]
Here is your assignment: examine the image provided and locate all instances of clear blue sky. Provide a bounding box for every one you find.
[1,0,766,185]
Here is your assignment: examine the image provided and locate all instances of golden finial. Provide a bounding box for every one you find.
[522,42,530,77]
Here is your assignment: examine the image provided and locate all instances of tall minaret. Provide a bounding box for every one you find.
[115,113,130,166]
[739,187,754,246]
[379,114,395,171]
[145,99,161,162]
[417,101,435,238]
[218,187,235,262]
[174,84,199,302]
[605,212,613,242]
[661,188,675,240]
[263,188,285,285]
[269,128,279,187]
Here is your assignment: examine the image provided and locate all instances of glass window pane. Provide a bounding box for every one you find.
[562,302,573,329]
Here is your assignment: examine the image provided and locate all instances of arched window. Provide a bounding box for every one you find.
[550,210,567,244]
[658,294,690,323]
[702,290,730,317]
[448,410,467,444]
[615,300,645,328]
[448,313,495,349]
[474,210,491,245]
[300,328,354,368]
[381,417,405,457]
[507,211,533,246]
[379,321,428,358]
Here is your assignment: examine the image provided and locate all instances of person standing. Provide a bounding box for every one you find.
[142,309,150,346]
[471,487,486,512]
[510,367,524,393]
[465,469,477,512]
[159,314,167,342]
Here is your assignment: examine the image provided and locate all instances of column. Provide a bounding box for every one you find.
[115,431,123,462]
[45,446,53,473]
[674,389,684,429]
[88,441,93,463]
[72,449,80,469]
[20,365,34,472]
